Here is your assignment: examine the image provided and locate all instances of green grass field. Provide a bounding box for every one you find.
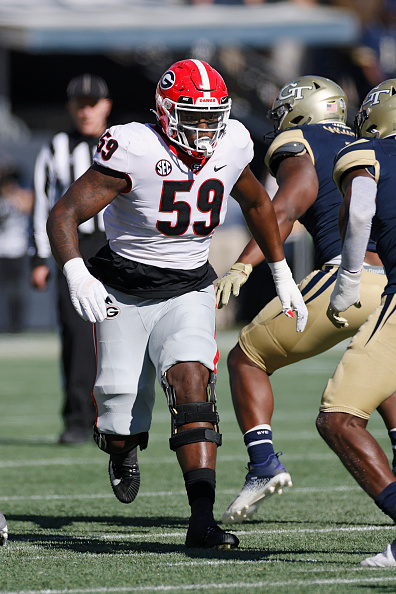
[1,330,396,593]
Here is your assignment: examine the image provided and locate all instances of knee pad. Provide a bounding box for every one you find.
[93,426,149,454]
[162,371,222,452]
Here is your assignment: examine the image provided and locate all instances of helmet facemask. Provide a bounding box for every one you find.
[157,94,231,158]
[267,100,309,132]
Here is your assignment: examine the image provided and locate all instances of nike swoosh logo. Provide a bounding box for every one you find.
[214,165,227,172]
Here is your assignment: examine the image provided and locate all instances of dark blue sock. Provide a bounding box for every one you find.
[375,482,396,522]
[244,424,275,466]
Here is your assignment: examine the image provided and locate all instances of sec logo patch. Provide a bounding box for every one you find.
[106,305,120,319]
[156,160,172,176]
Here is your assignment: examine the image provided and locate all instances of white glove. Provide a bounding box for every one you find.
[63,257,109,323]
[215,262,253,309]
[327,267,362,329]
[268,259,308,332]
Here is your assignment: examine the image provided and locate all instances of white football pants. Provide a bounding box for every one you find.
[93,284,218,436]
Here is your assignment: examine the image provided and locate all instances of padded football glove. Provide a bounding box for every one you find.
[215,262,253,309]
[327,266,362,329]
[268,259,308,332]
[63,257,109,323]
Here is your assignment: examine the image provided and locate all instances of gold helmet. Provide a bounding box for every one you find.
[267,75,347,132]
[355,79,396,139]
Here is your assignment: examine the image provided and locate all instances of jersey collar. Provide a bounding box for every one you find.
[153,124,210,173]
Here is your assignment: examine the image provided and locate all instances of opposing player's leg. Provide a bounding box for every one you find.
[222,266,387,524]
[317,294,396,565]
[221,344,291,525]
[151,286,238,549]
[376,394,396,475]
[0,512,8,546]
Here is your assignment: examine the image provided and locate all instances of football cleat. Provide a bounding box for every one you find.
[360,543,396,567]
[0,512,8,546]
[185,516,239,549]
[108,447,140,504]
[221,453,292,525]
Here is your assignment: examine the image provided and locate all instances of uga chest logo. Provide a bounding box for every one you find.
[156,160,172,176]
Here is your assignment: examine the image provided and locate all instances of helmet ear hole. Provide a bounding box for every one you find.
[366,124,379,135]
[291,115,304,125]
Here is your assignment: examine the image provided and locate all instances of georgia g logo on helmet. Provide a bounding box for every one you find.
[160,70,176,90]
[278,82,314,101]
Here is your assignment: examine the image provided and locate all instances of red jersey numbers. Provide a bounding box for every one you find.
[157,179,224,237]
[97,132,119,161]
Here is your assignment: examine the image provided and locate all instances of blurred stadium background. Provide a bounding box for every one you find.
[0,0,388,331]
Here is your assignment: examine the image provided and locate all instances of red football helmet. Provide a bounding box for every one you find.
[155,59,231,159]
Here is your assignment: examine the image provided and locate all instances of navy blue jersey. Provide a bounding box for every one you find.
[265,123,356,269]
[334,137,396,295]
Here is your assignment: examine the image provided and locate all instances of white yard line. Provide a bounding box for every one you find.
[0,484,360,502]
[2,574,396,594]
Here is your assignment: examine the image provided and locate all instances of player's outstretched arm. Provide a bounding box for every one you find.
[216,153,317,310]
[231,165,308,331]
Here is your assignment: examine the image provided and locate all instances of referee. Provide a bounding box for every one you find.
[30,74,113,444]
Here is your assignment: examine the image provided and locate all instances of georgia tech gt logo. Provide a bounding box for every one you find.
[364,88,390,106]
[278,82,313,101]
[160,70,175,90]
[106,305,120,319]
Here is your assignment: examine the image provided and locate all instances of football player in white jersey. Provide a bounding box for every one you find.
[46,59,307,549]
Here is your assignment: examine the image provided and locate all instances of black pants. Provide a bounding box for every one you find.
[0,256,27,333]
[57,234,107,433]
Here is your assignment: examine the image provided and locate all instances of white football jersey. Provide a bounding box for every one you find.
[93,119,253,269]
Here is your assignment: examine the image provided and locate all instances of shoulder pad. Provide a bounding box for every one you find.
[333,139,379,191]
[265,128,314,176]
[226,119,252,150]
[272,141,306,157]
[109,122,153,157]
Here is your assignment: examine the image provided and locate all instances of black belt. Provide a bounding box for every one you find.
[78,231,106,240]
[322,264,385,275]
[321,264,339,273]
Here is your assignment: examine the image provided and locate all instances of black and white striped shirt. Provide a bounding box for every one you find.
[31,129,106,266]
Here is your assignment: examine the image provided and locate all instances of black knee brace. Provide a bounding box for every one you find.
[162,371,222,452]
[93,426,149,454]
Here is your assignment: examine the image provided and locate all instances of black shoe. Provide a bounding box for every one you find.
[185,516,239,549]
[59,428,91,445]
[108,448,140,504]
